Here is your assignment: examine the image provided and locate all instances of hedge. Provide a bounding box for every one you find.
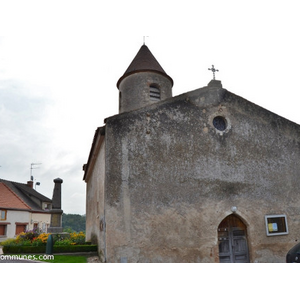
[2,244,97,254]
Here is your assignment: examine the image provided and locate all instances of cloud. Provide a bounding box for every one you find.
[0,78,88,213]
[0,79,84,211]
[0,80,51,158]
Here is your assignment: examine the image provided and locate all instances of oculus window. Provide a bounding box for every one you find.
[213,116,227,131]
[265,214,288,236]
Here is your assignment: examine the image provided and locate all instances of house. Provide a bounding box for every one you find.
[0,179,52,241]
[83,44,300,262]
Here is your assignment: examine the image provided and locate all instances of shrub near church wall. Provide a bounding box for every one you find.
[2,244,97,254]
[0,230,97,254]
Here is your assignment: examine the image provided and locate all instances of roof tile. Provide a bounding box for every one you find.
[0,182,31,210]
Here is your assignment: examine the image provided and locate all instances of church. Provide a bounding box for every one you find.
[83,44,300,262]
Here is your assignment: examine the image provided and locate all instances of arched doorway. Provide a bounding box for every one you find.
[218,214,250,263]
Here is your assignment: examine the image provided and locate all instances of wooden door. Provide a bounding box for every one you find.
[218,214,249,263]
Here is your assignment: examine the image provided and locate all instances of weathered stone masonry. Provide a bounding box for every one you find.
[84,45,300,262]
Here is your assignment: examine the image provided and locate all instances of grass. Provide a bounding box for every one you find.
[0,253,88,263]
[39,255,87,263]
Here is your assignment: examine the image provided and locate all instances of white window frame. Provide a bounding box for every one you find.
[265,214,289,236]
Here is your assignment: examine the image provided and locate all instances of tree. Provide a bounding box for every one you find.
[62,213,86,232]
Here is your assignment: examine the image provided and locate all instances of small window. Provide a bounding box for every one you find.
[213,116,227,131]
[44,203,51,210]
[265,214,288,236]
[150,85,160,101]
[0,210,7,221]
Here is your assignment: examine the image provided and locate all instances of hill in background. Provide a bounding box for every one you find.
[62,213,86,232]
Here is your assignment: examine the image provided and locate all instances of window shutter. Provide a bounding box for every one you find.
[150,85,160,101]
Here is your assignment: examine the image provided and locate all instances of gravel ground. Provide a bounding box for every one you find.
[87,256,100,263]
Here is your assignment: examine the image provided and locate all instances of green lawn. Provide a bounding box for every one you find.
[37,254,87,263]
[0,251,97,263]
[0,253,89,263]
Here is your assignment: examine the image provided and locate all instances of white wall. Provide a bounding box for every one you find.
[0,210,29,241]
[0,210,51,242]
[28,212,51,232]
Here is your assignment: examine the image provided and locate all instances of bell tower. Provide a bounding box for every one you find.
[117,44,173,113]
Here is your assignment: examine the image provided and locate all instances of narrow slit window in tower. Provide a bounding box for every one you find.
[150,85,160,101]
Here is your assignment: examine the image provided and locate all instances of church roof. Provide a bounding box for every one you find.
[117,45,173,87]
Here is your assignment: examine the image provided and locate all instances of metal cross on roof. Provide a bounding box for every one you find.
[208,65,219,80]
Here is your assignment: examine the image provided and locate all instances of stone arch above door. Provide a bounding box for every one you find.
[217,214,250,263]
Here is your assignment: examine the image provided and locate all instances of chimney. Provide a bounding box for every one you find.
[27,180,34,188]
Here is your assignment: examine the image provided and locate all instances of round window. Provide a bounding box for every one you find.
[213,116,227,131]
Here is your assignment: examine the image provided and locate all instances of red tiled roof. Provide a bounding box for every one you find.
[0,182,31,210]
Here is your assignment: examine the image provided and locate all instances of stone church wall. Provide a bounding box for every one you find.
[85,138,106,261]
[103,86,300,262]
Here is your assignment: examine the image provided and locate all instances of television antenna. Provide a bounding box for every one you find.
[30,163,42,181]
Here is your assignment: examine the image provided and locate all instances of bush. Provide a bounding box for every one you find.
[70,232,85,245]
[17,229,39,242]
[2,244,97,254]
[1,231,90,252]
[55,239,73,246]
[2,245,46,254]
[0,238,31,247]
[51,232,86,245]
[0,231,50,247]
[32,233,50,246]
[0,238,18,247]
[53,244,97,253]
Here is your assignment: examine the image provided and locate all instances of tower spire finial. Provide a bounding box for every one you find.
[143,36,149,45]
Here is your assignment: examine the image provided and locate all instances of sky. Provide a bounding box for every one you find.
[0,0,300,215]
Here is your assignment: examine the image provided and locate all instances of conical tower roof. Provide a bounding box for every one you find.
[117,45,173,88]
